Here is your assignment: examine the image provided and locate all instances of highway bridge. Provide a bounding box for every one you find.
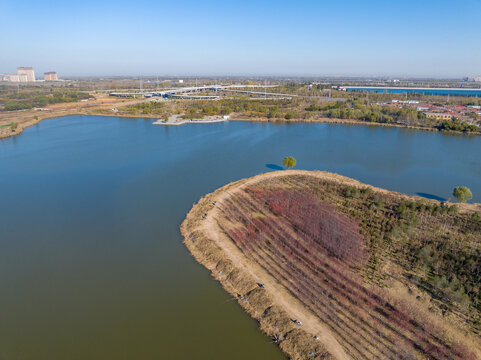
[108,84,345,102]
[221,89,301,97]
[109,84,282,98]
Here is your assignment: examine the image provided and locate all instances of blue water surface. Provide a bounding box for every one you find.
[0,115,480,360]
[346,87,481,97]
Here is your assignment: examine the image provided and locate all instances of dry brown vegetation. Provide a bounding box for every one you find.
[181,170,481,360]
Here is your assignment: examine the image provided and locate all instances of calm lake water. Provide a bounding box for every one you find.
[1,115,480,360]
[345,87,481,97]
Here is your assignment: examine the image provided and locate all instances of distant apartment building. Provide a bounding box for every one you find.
[474,76,481,82]
[4,73,28,82]
[44,72,58,81]
[426,113,453,121]
[17,67,36,82]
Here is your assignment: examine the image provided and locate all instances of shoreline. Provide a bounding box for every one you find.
[230,115,478,135]
[0,94,145,140]
[0,110,78,139]
[1,109,479,140]
[180,170,480,360]
[152,117,228,126]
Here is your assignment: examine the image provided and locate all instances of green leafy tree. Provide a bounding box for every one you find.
[10,122,18,132]
[283,156,296,169]
[453,186,472,203]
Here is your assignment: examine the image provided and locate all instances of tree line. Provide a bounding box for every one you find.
[1,91,92,111]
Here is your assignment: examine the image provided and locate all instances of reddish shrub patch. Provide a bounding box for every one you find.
[247,187,366,265]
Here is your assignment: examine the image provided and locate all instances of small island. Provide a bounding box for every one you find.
[181,170,481,360]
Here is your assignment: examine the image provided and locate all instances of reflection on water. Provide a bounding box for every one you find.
[0,115,480,360]
[416,193,448,202]
[265,163,284,170]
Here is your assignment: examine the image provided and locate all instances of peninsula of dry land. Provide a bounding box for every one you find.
[181,170,481,360]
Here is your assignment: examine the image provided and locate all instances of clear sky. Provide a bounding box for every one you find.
[1,0,480,77]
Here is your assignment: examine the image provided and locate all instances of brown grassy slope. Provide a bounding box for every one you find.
[180,170,481,360]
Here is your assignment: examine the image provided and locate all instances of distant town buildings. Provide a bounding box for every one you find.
[44,72,58,81]
[385,99,478,124]
[474,76,481,82]
[392,99,419,105]
[17,67,36,82]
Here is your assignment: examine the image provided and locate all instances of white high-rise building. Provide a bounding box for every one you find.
[17,67,35,82]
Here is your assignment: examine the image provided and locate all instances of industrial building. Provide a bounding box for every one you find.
[44,72,58,81]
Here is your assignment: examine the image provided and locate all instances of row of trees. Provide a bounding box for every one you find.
[124,101,165,115]
[181,98,297,120]
[119,93,479,133]
[306,101,428,125]
[122,98,298,119]
[1,91,92,111]
[438,120,478,132]
[304,99,480,132]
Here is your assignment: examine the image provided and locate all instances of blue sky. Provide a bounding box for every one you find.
[1,0,480,77]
